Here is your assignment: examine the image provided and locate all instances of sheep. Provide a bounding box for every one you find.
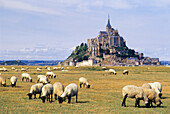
[15,69,19,72]
[102,67,107,70]
[22,73,32,82]
[0,68,4,72]
[79,77,90,88]
[27,83,44,99]
[10,76,17,87]
[123,70,129,75]
[58,83,78,104]
[41,84,53,103]
[53,82,64,102]
[47,67,51,71]
[37,75,50,84]
[149,82,162,98]
[21,68,27,72]
[67,67,69,69]
[46,72,56,79]
[121,85,148,107]
[2,67,8,72]
[0,76,6,87]
[11,67,15,70]
[109,69,117,75]
[142,87,162,107]
[37,68,42,72]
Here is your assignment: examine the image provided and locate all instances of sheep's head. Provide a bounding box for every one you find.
[87,85,90,88]
[159,93,162,98]
[58,97,64,104]
[41,96,46,103]
[30,79,32,82]
[53,75,56,78]
[27,93,33,99]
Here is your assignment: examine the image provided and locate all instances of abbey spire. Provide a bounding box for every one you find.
[106,15,112,32]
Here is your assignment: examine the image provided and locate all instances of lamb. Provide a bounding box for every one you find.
[142,87,162,107]
[10,76,17,87]
[53,82,64,102]
[46,72,56,79]
[121,85,148,107]
[27,83,44,99]
[109,69,117,75]
[123,70,129,75]
[37,75,50,84]
[79,77,90,88]
[149,82,162,98]
[0,76,6,87]
[58,83,78,104]
[41,84,53,103]
[22,73,32,82]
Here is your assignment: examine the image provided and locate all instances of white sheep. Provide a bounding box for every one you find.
[0,76,6,87]
[15,69,19,72]
[79,77,90,88]
[59,83,78,104]
[27,83,44,99]
[11,67,15,70]
[142,83,152,89]
[53,82,64,102]
[21,68,27,72]
[149,82,162,98]
[46,72,56,79]
[41,84,53,103]
[37,75,50,84]
[142,87,162,107]
[109,69,117,75]
[22,73,32,82]
[37,68,42,72]
[3,67,8,72]
[123,70,129,75]
[102,67,107,70]
[0,68,4,72]
[47,67,51,71]
[10,76,17,87]
[121,85,148,107]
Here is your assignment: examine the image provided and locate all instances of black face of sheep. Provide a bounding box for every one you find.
[54,75,56,78]
[30,79,32,82]
[159,93,162,98]
[27,93,33,99]
[87,85,90,88]
[58,97,63,104]
[11,83,15,88]
[2,84,6,87]
[41,96,46,103]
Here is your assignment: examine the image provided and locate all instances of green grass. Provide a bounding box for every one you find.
[0,66,170,113]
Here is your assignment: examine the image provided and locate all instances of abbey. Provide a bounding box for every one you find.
[87,16,126,56]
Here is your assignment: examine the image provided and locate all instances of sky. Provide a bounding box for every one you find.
[0,0,170,61]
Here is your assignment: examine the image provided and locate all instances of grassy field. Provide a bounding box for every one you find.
[0,66,170,113]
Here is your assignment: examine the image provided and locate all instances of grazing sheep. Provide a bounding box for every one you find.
[46,72,56,79]
[10,76,17,87]
[53,82,64,102]
[142,87,162,107]
[79,77,90,88]
[15,69,19,72]
[58,83,78,104]
[27,83,44,99]
[61,70,68,72]
[0,76,6,87]
[37,75,50,83]
[109,69,117,75]
[2,67,8,72]
[123,70,129,75]
[22,73,32,82]
[41,84,53,103]
[37,68,42,72]
[45,66,48,69]
[102,67,107,70]
[121,85,148,107]
[21,68,27,72]
[0,68,4,72]
[11,67,15,70]
[47,67,51,71]
[53,67,58,70]
[149,82,162,98]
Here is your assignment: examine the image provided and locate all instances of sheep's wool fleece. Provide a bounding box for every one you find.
[53,82,64,96]
[122,85,143,98]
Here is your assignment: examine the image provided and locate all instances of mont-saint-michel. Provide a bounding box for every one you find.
[63,17,160,66]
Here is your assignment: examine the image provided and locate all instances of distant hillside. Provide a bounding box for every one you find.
[21,60,63,66]
[0,60,26,65]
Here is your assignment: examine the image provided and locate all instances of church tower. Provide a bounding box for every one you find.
[106,15,112,33]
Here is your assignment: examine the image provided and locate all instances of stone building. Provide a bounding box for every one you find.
[87,16,126,57]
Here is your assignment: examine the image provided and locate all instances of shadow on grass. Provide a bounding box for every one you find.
[161,96,170,99]
[123,105,167,108]
[77,101,89,103]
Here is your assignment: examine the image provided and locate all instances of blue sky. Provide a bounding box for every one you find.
[0,0,170,60]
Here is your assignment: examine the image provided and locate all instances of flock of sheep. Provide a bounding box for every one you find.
[0,66,163,108]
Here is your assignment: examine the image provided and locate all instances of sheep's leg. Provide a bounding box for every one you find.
[135,98,138,107]
[137,100,140,107]
[34,94,36,99]
[39,93,41,98]
[22,77,24,81]
[80,83,82,88]
[55,94,57,100]
[50,93,53,102]
[76,94,78,103]
[68,96,71,103]
[122,94,127,107]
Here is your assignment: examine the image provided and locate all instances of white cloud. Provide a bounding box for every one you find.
[0,0,63,15]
